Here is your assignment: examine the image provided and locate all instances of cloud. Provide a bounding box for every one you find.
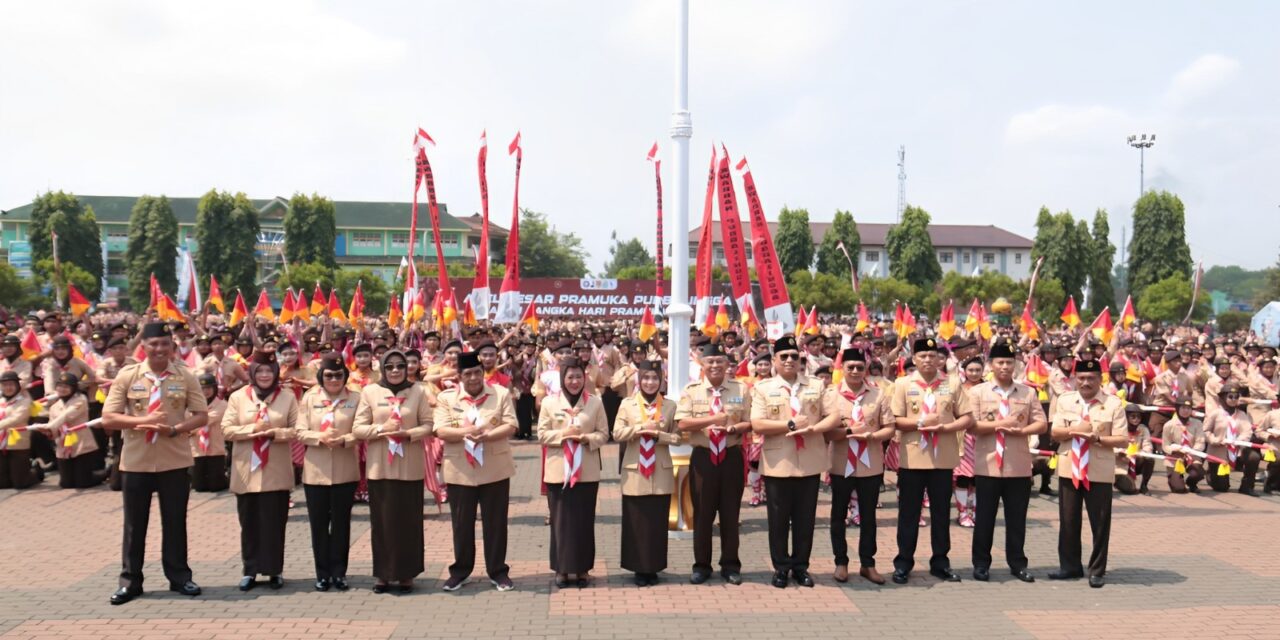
[1003,104,1130,146]
[1165,53,1240,106]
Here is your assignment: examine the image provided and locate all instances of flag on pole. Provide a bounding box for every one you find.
[1019,304,1040,341]
[156,293,181,322]
[471,130,491,321]
[900,304,917,336]
[737,156,793,336]
[795,305,809,337]
[741,304,761,339]
[462,297,477,327]
[693,146,716,330]
[408,288,426,326]
[892,303,904,336]
[714,298,731,332]
[294,289,310,322]
[148,273,160,311]
[229,291,248,327]
[520,300,540,334]
[975,303,993,340]
[716,144,754,311]
[1118,295,1137,330]
[1089,307,1115,344]
[801,306,819,336]
[938,300,956,340]
[253,289,275,322]
[1060,296,1081,329]
[20,330,41,361]
[279,289,296,325]
[182,250,201,312]
[964,298,982,334]
[388,294,403,328]
[646,142,665,306]
[855,300,871,334]
[310,282,327,317]
[348,281,365,324]
[67,283,90,318]
[638,306,657,342]
[836,241,859,294]
[495,132,523,324]
[1183,261,1204,324]
[1025,353,1051,387]
[328,290,347,323]
[207,275,225,313]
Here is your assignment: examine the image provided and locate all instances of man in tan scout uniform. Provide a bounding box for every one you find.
[102,322,208,605]
[967,338,1046,583]
[675,342,752,586]
[1048,358,1126,588]
[751,336,827,589]
[433,350,518,592]
[1147,349,1193,440]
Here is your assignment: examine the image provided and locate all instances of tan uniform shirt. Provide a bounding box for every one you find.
[968,381,1046,478]
[432,384,518,487]
[190,397,228,457]
[1150,369,1194,407]
[1051,392,1126,484]
[891,370,973,470]
[614,393,679,496]
[0,393,33,451]
[610,363,640,397]
[1161,415,1206,459]
[42,357,96,398]
[822,382,893,478]
[103,361,207,473]
[353,384,433,481]
[0,357,33,391]
[295,387,360,485]
[674,379,751,450]
[750,375,828,478]
[46,395,95,459]
[537,393,609,484]
[1246,373,1278,424]
[222,386,299,494]
[1202,408,1254,464]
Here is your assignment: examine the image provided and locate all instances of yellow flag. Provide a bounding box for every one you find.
[29,401,43,418]
[1174,459,1186,474]
[6,429,20,447]
[1264,449,1277,463]
[1217,463,1231,476]
[1048,455,1058,470]
[1126,442,1138,456]
[95,389,107,403]
[62,431,79,448]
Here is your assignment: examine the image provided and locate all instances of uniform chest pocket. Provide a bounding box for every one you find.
[126,391,149,412]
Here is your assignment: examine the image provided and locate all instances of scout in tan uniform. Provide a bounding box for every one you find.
[296,354,360,592]
[222,352,298,591]
[1245,357,1278,425]
[433,351,518,593]
[675,342,752,586]
[354,349,433,593]
[0,371,35,489]
[40,372,103,488]
[1147,350,1193,440]
[614,360,679,586]
[967,339,1046,583]
[817,348,895,585]
[0,335,34,390]
[537,356,610,588]
[1255,405,1280,494]
[1203,383,1260,496]
[1161,400,1206,493]
[1048,358,1126,588]
[102,322,208,605]
[750,336,828,589]
[189,374,229,492]
[889,337,974,585]
[1114,405,1154,495]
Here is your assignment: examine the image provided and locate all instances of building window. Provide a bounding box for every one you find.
[352,231,382,248]
[1014,252,1022,264]
[983,252,995,265]
[962,252,970,263]
[106,230,128,242]
[864,251,879,262]
[939,251,953,264]
[389,232,409,247]
[440,235,460,250]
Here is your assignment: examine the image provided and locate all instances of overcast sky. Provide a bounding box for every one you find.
[2,0,1277,272]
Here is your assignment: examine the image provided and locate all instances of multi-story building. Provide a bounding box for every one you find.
[688,220,1034,280]
[1,195,506,298]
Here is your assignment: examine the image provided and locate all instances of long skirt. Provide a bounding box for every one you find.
[368,479,424,583]
[236,490,290,576]
[546,481,598,574]
[620,494,669,574]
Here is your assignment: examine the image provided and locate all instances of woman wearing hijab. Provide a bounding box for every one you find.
[190,373,229,492]
[0,371,35,489]
[41,372,103,488]
[296,354,360,592]
[222,351,299,591]
[612,361,678,586]
[354,348,433,594]
[537,356,609,588]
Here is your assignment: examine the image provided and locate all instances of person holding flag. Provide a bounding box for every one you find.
[1161,399,1206,493]
[0,370,36,489]
[188,373,228,493]
[0,335,34,396]
[1202,382,1261,496]
[37,371,105,488]
[613,360,678,587]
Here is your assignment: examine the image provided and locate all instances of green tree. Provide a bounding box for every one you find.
[815,210,860,281]
[937,271,1021,306]
[26,191,104,299]
[125,195,180,310]
[519,209,588,277]
[858,276,923,315]
[885,206,942,288]
[0,263,45,311]
[1030,207,1091,305]
[32,259,98,309]
[336,269,390,317]
[276,262,336,297]
[602,232,653,277]
[787,270,854,314]
[1012,277,1066,325]
[1087,208,1116,313]
[195,190,261,296]
[1257,254,1280,308]
[225,194,262,295]
[1136,273,1208,323]
[1215,310,1251,334]
[774,207,815,279]
[1127,190,1192,301]
[283,193,337,268]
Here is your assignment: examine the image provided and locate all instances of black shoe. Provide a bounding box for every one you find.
[554,576,570,589]
[372,582,389,594]
[110,587,141,605]
[1139,486,1151,495]
[169,580,201,596]
[238,576,257,591]
[1089,575,1105,588]
[792,570,814,587]
[398,584,414,594]
[442,576,469,592]
[929,568,961,582]
[771,570,788,588]
[1012,569,1036,583]
[972,567,990,582]
[720,570,743,586]
[1240,489,1260,497]
[689,570,711,585]
[314,578,331,592]
[1048,570,1083,581]
[646,573,660,586]
[1039,486,1058,497]
[891,569,909,584]
[332,577,349,591]
[267,575,284,590]
[634,573,648,587]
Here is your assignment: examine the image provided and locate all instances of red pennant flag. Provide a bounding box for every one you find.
[802,306,819,336]
[279,289,296,325]
[472,131,491,321]
[855,300,871,334]
[20,330,42,361]
[1089,307,1114,344]
[328,290,347,323]
[461,296,477,327]
[495,132,523,323]
[207,275,225,313]
[741,304,761,339]
[1019,304,1040,341]
[229,291,248,327]
[388,294,403,328]
[1060,296,1081,329]
[1118,295,1137,330]
[67,283,90,318]
[938,300,956,340]
[795,305,809,337]
[310,282,327,316]
[348,281,365,324]
[717,144,752,310]
[253,289,275,322]
[638,307,657,342]
[520,300,539,334]
[900,304,917,336]
[294,289,310,322]
[736,156,793,334]
[148,273,159,311]
[694,145,716,330]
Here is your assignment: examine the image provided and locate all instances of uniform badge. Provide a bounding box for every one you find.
[909,400,919,413]
[985,411,995,421]
[767,405,780,418]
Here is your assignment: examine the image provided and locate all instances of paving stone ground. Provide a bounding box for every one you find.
[1,442,1277,639]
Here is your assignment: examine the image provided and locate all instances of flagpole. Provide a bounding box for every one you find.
[665,0,693,397]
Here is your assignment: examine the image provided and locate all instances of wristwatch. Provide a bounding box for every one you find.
[845,427,854,437]
[168,425,179,437]
[787,420,797,432]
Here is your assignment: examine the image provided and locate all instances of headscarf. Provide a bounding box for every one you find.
[379,349,414,395]
[559,356,586,407]
[250,352,281,401]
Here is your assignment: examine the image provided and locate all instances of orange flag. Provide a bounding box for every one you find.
[20,330,41,361]
[520,301,540,334]
[253,289,275,322]
[229,291,248,327]
[741,304,761,339]
[294,289,310,322]
[900,304,917,336]
[408,288,426,326]
[1060,296,1081,329]
[207,275,225,313]
[310,283,327,316]
[795,305,809,337]
[328,290,347,323]
[714,298,730,332]
[1019,304,1039,341]
[1118,295,1136,330]
[348,281,365,324]
[938,300,956,340]
[964,298,982,334]
[67,283,90,318]
[461,297,477,327]
[638,307,657,342]
[388,295,403,328]
[1089,307,1114,344]
[1025,353,1051,387]
[802,305,819,336]
[855,300,870,334]
[279,289,296,325]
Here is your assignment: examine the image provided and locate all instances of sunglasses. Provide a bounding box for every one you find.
[845,364,866,372]
[777,353,801,361]
[1224,393,1240,399]
[383,363,406,371]
[321,371,346,380]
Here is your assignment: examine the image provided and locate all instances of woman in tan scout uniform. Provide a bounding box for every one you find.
[189,373,228,492]
[0,371,35,489]
[433,350,518,593]
[354,348,433,594]
[223,352,298,592]
[41,372,103,488]
[614,360,679,586]
[1161,399,1206,493]
[538,356,609,589]
[1203,382,1261,496]
[296,354,359,592]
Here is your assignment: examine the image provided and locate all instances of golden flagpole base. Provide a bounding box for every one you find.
[668,444,694,539]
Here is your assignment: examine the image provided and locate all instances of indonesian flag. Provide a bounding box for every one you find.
[855,300,871,334]
[328,290,347,323]
[229,291,248,327]
[20,330,41,361]
[637,306,657,342]
[278,289,296,325]
[737,156,793,337]
[741,304,761,339]
[310,282,327,317]
[801,305,819,336]
[348,281,365,324]
[494,131,523,324]
[388,294,403,328]
[1089,307,1114,344]
[207,275,225,313]
[1118,295,1137,330]
[294,289,310,322]
[795,305,809,337]
[253,289,275,322]
[937,300,956,340]
[693,145,716,330]
[471,130,491,321]
[520,301,540,334]
[67,283,90,318]
[1060,296,1081,329]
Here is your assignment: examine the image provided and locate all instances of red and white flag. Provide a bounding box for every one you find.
[647,142,665,310]
[495,132,523,323]
[693,145,716,328]
[736,156,793,337]
[470,130,492,321]
[717,144,754,312]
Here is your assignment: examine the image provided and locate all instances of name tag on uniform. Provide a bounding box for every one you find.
[166,384,184,393]
[130,384,147,393]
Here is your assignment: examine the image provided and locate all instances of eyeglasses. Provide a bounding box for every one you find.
[777,353,801,361]
[383,364,406,371]
[845,365,866,372]
[321,372,346,380]
[1224,393,1240,399]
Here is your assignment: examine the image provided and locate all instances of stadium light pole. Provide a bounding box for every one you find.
[665,0,693,395]
[1126,134,1155,197]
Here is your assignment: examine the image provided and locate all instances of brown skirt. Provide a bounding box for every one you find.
[236,490,290,577]
[621,494,669,574]
[546,481,598,574]
[368,479,424,582]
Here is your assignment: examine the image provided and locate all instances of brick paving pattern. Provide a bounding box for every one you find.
[1,442,1277,639]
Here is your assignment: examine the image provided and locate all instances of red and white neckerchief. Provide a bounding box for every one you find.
[707,387,727,465]
[460,392,489,467]
[840,387,869,477]
[1069,398,1099,490]
[1225,412,1239,465]
[993,385,1014,469]
[143,370,171,444]
[197,425,211,453]
[786,380,805,451]
[562,393,589,488]
[1170,375,1180,402]
[249,387,280,472]
[318,394,344,432]
[1180,422,1193,450]
[915,378,942,457]
[385,396,406,464]
[637,393,662,478]
[593,346,606,369]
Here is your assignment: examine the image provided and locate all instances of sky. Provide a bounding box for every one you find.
[2,0,1277,272]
